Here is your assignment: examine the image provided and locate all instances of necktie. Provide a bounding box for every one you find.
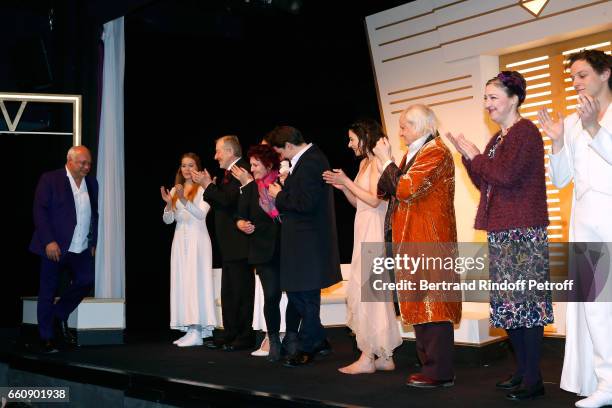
[223,169,231,184]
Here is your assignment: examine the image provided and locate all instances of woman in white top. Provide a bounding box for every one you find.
[539,49,612,408]
[161,153,217,347]
[323,118,402,374]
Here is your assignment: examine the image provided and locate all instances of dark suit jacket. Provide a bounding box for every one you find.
[203,158,249,262]
[29,168,99,257]
[275,144,342,292]
[236,181,280,265]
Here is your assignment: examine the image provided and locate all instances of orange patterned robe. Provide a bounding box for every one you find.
[378,136,462,325]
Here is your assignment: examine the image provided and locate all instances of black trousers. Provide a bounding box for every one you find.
[287,289,325,353]
[506,326,544,386]
[38,250,94,340]
[221,259,255,344]
[255,261,282,335]
[284,298,301,333]
[414,321,455,380]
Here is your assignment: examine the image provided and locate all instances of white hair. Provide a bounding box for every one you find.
[401,104,439,138]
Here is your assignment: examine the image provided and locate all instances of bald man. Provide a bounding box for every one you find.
[30,146,99,353]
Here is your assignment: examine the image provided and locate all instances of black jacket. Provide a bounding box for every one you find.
[275,144,342,291]
[203,158,249,262]
[236,181,281,265]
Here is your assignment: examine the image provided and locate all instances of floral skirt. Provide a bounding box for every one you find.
[487,226,554,329]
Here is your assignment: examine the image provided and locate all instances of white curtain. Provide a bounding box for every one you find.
[96,17,125,298]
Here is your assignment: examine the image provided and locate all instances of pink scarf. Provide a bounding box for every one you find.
[255,170,280,220]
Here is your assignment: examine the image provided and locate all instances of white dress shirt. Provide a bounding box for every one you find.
[289,143,313,174]
[66,167,92,253]
[382,135,430,172]
[226,157,241,171]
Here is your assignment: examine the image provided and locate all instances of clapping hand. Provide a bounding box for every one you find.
[445,132,481,160]
[175,184,185,200]
[537,108,564,150]
[160,186,173,204]
[193,169,213,188]
[372,137,392,163]
[577,94,601,136]
[322,169,349,190]
[278,172,288,185]
[231,166,253,186]
[268,182,282,198]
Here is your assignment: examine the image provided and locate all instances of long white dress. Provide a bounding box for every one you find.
[549,104,612,396]
[163,186,217,337]
[345,161,403,358]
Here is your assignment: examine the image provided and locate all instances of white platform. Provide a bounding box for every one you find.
[21,264,567,346]
[22,297,125,330]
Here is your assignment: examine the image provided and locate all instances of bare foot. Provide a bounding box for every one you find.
[375,357,395,371]
[338,354,376,374]
[260,336,270,352]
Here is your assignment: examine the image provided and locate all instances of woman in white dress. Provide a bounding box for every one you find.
[161,152,217,347]
[539,49,612,408]
[323,119,403,374]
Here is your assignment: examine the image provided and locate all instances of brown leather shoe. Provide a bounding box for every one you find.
[283,351,315,367]
[406,373,454,388]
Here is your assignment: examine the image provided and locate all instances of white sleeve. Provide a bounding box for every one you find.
[588,123,612,165]
[184,187,210,220]
[548,118,575,189]
[381,159,394,172]
[548,147,573,188]
[162,188,175,224]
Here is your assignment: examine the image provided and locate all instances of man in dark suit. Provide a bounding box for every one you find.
[194,135,255,351]
[30,145,98,353]
[267,126,342,367]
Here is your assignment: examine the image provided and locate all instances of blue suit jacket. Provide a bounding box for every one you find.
[29,168,99,257]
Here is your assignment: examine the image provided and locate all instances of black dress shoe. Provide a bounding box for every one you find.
[281,332,298,356]
[496,374,523,390]
[284,351,314,367]
[506,382,545,401]
[204,339,225,349]
[223,340,256,352]
[312,339,332,356]
[40,340,59,354]
[54,319,77,347]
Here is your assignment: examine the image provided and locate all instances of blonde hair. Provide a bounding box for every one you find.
[401,104,439,138]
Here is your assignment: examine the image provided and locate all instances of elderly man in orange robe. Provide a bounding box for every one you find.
[375,104,461,388]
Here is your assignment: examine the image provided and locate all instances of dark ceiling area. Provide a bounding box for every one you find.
[1,0,411,131]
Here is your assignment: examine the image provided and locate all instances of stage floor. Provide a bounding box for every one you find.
[1,328,582,407]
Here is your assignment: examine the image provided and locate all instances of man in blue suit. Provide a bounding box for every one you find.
[29,145,98,353]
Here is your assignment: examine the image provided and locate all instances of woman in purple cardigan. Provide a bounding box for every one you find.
[447,71,553,402]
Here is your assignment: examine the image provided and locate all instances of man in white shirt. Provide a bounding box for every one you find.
[30,146,99,353]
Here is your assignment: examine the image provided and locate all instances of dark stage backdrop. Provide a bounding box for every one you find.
[124,4,383,330]
[1,0,100,328]
[2,0,405,331]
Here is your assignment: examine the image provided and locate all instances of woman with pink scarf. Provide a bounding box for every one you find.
[232,144,284,361]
